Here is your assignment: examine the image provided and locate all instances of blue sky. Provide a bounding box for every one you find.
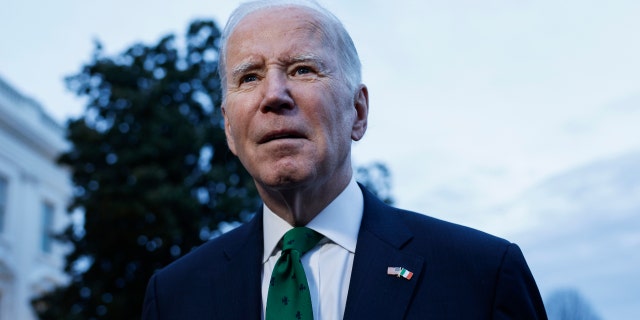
[2,0,639,318]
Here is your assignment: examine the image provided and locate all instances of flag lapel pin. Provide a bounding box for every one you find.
[387,267,413,280]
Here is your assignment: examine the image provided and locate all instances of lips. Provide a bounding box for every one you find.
[258,129,306,144]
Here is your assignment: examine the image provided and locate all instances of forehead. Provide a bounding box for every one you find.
[226,6,331,59]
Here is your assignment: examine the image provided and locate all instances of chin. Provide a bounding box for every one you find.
[257,168,315,190]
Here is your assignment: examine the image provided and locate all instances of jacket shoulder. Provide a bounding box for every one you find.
[398,207,510,249]
[154,214,261,282]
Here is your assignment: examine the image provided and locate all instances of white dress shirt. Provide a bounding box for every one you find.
[261,178,363,320]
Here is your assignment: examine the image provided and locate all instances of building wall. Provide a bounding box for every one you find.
[0,76,72,320]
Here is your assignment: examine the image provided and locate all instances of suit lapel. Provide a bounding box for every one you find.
[344,187,425,320]
[212,210,264,319]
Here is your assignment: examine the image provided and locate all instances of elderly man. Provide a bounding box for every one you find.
[143,0,547,319]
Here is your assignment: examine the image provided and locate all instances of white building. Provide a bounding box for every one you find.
[0,76,71,320]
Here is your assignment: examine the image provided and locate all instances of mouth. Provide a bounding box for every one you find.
[258,130,306,144]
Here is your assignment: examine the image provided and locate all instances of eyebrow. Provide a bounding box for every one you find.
[230,61,260,81]
[287,54,326,69]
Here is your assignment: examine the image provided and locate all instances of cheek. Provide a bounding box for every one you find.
[224,110,248,152]
[316,103,355,156]
[230,118,248,144]
[329,93,357,135]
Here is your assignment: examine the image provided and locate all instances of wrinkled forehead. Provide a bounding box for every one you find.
[228,6,333,50]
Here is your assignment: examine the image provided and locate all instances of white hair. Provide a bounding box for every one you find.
[218,0,362,99]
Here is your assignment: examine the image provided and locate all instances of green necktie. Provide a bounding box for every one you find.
[266,227,323,320]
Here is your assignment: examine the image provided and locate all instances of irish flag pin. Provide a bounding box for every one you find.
[387,267,413,280]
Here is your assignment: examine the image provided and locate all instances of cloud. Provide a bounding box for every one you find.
[495,150,640,319]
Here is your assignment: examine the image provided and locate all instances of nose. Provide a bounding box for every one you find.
[259,71,294,113]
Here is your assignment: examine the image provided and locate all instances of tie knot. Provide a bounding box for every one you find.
[281,227,322,254]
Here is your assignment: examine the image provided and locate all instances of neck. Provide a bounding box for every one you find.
[257,170,352,226]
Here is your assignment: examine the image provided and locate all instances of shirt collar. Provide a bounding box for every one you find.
[262,177,363,263]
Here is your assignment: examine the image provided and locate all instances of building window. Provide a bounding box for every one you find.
[0,177,7,233]
[41,202,55,253]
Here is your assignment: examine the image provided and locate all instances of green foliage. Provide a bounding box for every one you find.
[31,20,260,319]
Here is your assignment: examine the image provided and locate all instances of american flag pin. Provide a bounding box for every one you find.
[387,267,413,280]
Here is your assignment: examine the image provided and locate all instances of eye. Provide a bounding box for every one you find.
[241,74,258,83]
[294,66,313,75]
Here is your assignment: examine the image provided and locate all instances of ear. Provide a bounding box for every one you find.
[221,104,238,155]
[351,84,369,141]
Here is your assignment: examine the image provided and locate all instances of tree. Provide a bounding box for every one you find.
[356,162,394,204]
[545,288,602,320]
[31,20,260,319]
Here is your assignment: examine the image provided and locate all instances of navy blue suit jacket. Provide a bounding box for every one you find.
[143,186,547,319]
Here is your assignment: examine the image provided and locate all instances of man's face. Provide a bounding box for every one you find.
[222,7,368,193]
